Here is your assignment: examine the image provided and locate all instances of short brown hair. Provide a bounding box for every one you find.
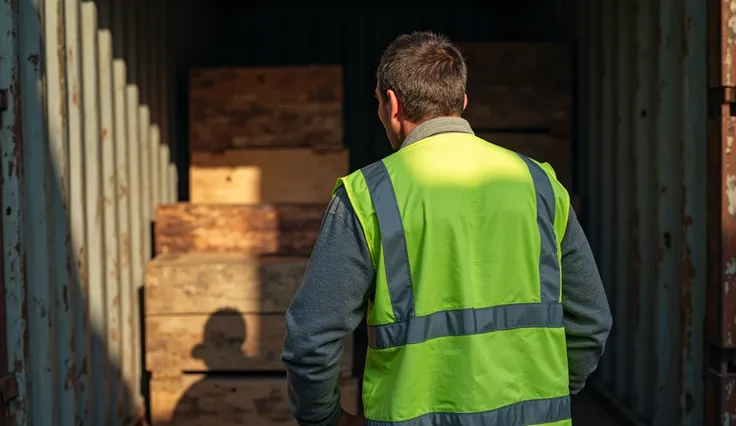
[376,31,467,122]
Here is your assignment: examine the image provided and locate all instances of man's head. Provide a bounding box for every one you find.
[375,31,468,149]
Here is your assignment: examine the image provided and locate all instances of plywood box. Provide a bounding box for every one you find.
[476,132,573,189]
[189,66,343,152]
[154,203,325,255]
[146,313,353,377]
[458,43,571,133]
[150,376,359,425]
[190,149,349,204]
[146,254,308,315]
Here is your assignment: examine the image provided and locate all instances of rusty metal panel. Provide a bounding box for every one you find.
[575,0,708,425]
[64,0,91,422]
[109,14,134,421]
[630,0,658,418]
[125,85,143,405]
[44,0,76,423]
[707,0,736,88]
[18,0,56,422]
[680,0,708,424]
[96,6,123,424]
[705,0,736,423]
[80,4,111,424]
[0,0,163,423]
[0,0,27,423]
[112,58,135,422]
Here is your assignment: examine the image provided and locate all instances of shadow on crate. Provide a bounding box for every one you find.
[147,304,357,425]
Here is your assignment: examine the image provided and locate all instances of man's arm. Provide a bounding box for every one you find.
[282,187,375,426]
[560,208,613,394]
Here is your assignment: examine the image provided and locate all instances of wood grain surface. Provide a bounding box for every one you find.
[189,66,343,152]
[189,148,348,204]
[154,203,325,255]
[146,254,308,315]
[146,313,353,377]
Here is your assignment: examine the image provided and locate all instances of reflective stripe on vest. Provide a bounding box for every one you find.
[360,153,570,425]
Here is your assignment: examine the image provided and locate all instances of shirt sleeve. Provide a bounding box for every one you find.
[282,187,375,426]
[560,207,613,394]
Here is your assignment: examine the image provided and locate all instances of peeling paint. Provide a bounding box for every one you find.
[727,174,736,216]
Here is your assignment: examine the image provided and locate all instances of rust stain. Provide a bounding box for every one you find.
[101,127,108,141]
[64,358,75,390]
[121,232,130,268]
[118,184,129,198]
[111,260,119,279]
[26,54,40,71]
[723,117,736,347]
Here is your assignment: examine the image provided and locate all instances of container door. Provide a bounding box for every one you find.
[0,0,17,423]
[706,1,736,423]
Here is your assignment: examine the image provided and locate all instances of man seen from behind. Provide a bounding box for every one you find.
[282,31,613,426]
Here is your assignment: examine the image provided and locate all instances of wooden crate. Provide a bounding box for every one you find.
[145,254,353,377]
[190,148,349,204]
[146,254,308,314]
[189,66,343,152]
[154,203,325,255]
[457,43,572,133]
[150,376,359,425]
[476,132,573,189]
[146,313,354,377]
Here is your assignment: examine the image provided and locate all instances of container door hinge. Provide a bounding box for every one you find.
[0,375,18,404]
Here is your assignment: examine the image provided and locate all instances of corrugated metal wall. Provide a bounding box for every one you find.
[0,0,177,424]
[574,0,708,425]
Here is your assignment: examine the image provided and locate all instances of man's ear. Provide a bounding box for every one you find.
[463,93,468,111]
[387,89,401,119]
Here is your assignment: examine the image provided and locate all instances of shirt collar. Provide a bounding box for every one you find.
[400,116,475,149]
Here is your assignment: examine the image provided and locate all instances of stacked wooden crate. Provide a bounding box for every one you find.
[146,66,357,425]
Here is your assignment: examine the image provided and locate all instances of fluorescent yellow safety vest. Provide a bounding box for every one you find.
[334,133,572,426]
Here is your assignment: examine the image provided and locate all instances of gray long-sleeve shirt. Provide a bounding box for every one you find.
[281,117,613,426]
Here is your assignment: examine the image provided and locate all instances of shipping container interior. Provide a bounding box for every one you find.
[0,0,715,425]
